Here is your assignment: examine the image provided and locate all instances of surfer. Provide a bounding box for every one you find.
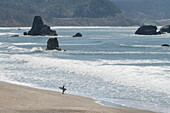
[59,85,66,94]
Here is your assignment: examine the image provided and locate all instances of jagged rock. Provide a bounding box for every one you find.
[25,16,58,36]
[46,38,61,50]
[161,44,169,47]
[160,25,170,33]
[73,33,82,37]
[135,25,160,35]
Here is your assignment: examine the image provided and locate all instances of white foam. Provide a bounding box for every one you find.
[30,47,44,52]
[61,43,101,46]
[8,46,29,51]
[131,45,161,48]
[0,42,5,45]
[13,43,39,46]
[8,54,170,95]
[0,27,31,30]
[7,46,44,53]
[66,50,170,55]
[0,33,17,36]
[57,35,71,37]
[0,72,7,81]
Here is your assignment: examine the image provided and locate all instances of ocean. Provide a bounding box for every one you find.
[0,26,169,113]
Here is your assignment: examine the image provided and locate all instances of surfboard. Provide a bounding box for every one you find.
[59,87,66,90]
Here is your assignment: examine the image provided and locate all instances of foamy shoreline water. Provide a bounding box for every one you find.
[0,81,157,113]
[0,27,169,113]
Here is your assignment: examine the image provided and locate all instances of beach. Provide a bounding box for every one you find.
[0,82,156,113]
[0,27,169,112]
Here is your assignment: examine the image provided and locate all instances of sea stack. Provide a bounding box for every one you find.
[73,33,83,37]
[24,16,58,36]
[46,38,61,50]
[160,25,170,33]
[135,25,161,35]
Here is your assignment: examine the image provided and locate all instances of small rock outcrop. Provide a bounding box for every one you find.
[23,32,28,35]
[160,25,170,33]
[161,44,169,47]
[46,38,61,50]
[73,33,82,37]
[11,35,19,37]
[24,16,57,36]
[135,25,160,35]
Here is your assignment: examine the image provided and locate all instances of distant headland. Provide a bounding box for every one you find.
[0,0,138,27]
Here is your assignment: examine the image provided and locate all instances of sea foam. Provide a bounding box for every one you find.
[8,54,170,95]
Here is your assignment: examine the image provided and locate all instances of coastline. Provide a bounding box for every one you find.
[0,82,156,113]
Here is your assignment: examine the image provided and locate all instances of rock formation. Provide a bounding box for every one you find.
[160,25,170,33]
[24,16,58,36]
[11,35,19,37]
[135,25,161,35]
[161,44,169,47]
[46,38,61,50]
[73,33,83,37]
[23,32,28,35]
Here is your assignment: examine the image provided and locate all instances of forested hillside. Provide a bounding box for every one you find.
[110,0,170,25]
[0,0,138,26]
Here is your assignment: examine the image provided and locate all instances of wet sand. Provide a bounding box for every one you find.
[0,82,156,113]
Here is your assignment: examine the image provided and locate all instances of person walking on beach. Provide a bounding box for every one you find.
[59,85,66,94]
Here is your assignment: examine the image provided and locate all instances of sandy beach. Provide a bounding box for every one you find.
[0,82,156,113]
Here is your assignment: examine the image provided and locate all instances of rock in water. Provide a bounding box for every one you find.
[23,32,28,35]
[160,25,170,33]
[73,33,82,37]
[26,16,58,36]
[46,38,61,50]
[11,35,19,37]
[135,25,160,35]
[161,44,170,47]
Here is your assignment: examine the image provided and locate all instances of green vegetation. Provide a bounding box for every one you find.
[110,0,170,25]
[0,0,137,26]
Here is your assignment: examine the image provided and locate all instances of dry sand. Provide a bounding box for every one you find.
[0,82,156,113]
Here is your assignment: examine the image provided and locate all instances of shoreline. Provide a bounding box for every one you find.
[0,26,139,29]
[0,82,156,113]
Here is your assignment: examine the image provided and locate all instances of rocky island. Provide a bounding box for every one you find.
[135,25,170,35]
[24,16,57,36]
[160,25,170,33]
[46,38,61,51]
[73,33,83,37]
[135,25,161,35]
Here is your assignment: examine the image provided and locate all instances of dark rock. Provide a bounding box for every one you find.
[23,32,28,35]
[46,38,61,50]
[73,33,82,37]
[160,25,170,33]
[11,35,19,37]
[135,25,160,35]
[26,16,58,36]
[161,44,169,47]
